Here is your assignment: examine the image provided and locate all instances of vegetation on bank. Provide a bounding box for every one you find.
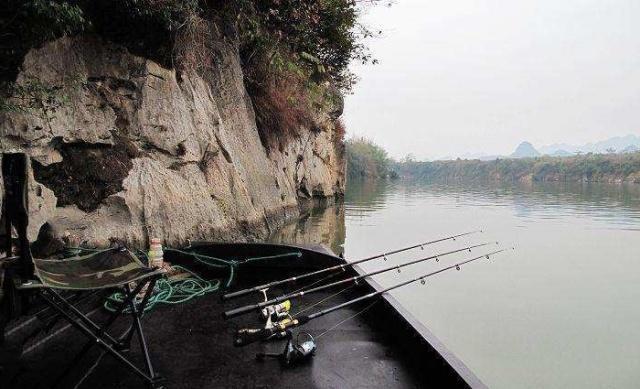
[393,152,640,183]
[343,136,640,184]
[1,0,380,151]
[346,137,395,179]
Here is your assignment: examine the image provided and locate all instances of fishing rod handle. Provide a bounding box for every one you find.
[224,303,260,319]
[222,287,258,301]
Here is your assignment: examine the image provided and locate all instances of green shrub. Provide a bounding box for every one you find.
[346,137,392,179]
[0,0,88,81]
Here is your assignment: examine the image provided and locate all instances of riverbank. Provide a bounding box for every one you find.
[393,152,640,184]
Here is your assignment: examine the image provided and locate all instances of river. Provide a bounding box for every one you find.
[269,179,640,388]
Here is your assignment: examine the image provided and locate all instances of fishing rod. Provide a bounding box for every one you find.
[223,242,495,319]
[222,230,482,301]
[233,247,512,347]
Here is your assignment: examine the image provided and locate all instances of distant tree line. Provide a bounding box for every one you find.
[392,152,640,184]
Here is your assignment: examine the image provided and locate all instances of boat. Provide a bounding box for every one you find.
[2,242,486,388]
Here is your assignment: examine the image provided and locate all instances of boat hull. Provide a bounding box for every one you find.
[2,242,485,388]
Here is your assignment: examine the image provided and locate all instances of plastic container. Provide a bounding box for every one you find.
[147,238,164,268]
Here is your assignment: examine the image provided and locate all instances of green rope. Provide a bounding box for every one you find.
[239,251,303,263]
[163,248,302,288]
[62,245,302,313]
[103,265,221,313]
[163,248,237,286]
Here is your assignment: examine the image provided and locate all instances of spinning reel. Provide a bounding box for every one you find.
[255,330,316,366]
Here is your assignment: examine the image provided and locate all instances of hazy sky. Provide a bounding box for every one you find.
[343,0,640,160]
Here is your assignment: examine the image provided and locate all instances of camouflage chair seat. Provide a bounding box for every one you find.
[19,248,165,291]
[1,153,165,389]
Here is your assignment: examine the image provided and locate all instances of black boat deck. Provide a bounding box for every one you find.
[1,244,478,388]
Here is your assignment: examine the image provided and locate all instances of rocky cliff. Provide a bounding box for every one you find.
[0,34,345,249]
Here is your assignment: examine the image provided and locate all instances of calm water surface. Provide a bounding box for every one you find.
[270,180,640,389]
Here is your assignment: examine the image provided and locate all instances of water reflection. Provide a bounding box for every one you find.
[268,202,346,255]
[349,179,640,230]
[269,178,640,389]
[270,179,640,251]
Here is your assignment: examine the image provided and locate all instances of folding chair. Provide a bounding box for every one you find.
[1,152,165,388]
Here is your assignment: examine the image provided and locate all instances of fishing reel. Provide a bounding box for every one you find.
[261,300,292,340]
[259,287,292,340]
[255,330,316,366]
[260,300,291,322]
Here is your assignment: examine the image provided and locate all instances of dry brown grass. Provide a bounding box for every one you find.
[249,66,316,152]
[173,13,215,76]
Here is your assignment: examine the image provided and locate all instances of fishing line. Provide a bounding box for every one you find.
[315,300,379,339]
[291,283,357,317]
[287,269,344,295]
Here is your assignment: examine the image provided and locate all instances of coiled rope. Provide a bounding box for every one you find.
[103,265,220,313]
[64,246,302,314]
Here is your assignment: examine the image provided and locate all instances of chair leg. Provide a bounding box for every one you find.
[125,278,162,384]
[38,280,163,388]
[47,283,151,387]
[14,290,102,348]
[46,287,144,347]
[39,291,154,383]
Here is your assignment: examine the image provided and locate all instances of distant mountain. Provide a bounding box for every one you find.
[539,134,640,155]
[549,149,573,157]
[510,141,540,158]
[442,134,640,161]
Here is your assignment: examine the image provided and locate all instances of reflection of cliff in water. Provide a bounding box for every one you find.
[268,202,346,255]
[345,179,391,206]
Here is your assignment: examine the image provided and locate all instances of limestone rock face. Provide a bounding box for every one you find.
[0,35,344,247]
